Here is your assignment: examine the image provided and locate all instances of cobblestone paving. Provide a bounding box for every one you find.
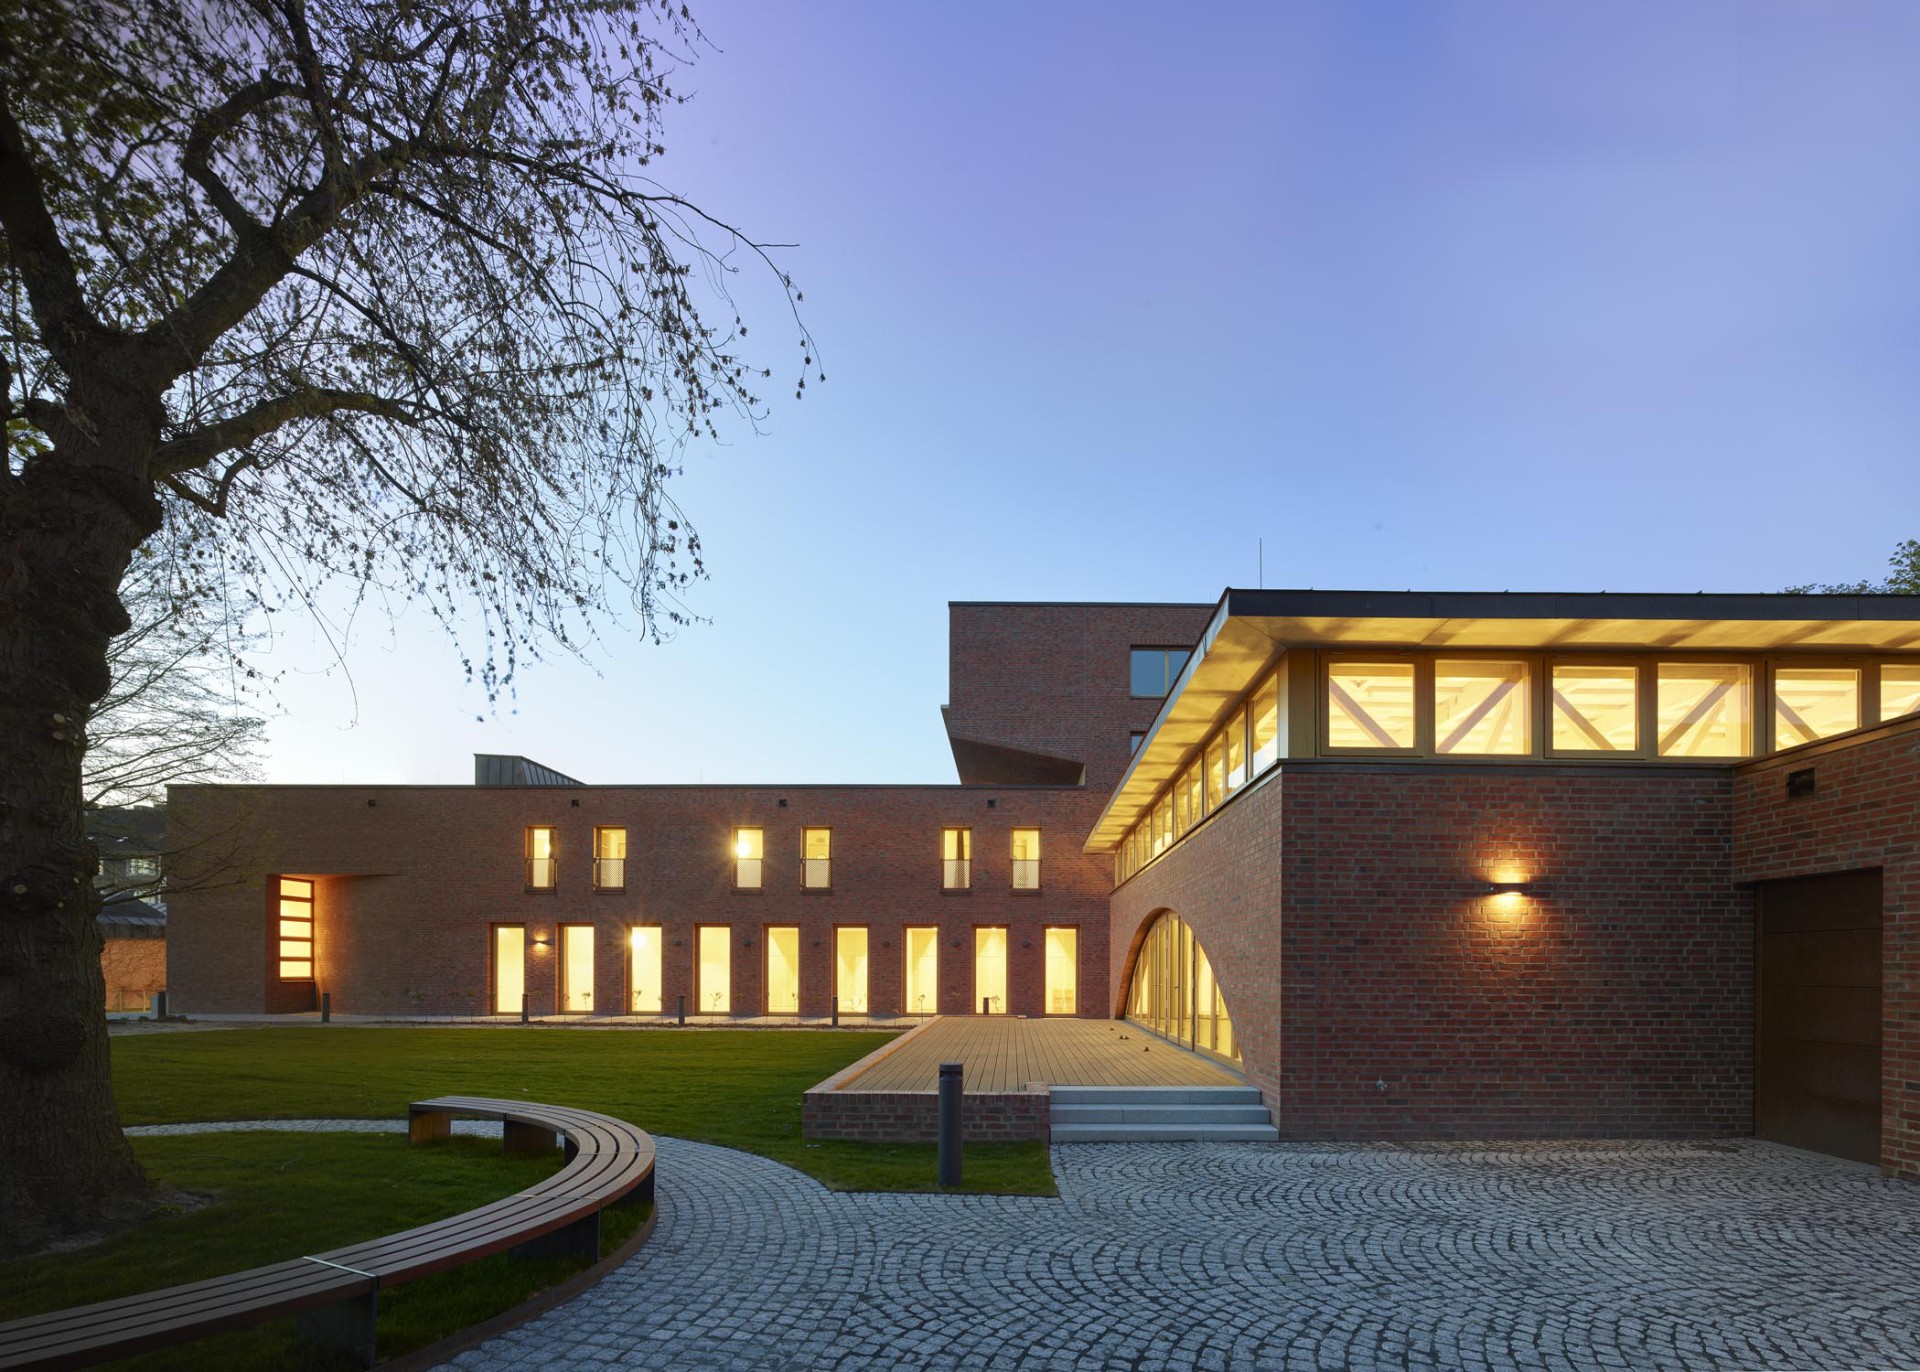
[436,1137,1920,1372]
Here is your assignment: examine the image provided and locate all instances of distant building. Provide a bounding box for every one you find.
[169,591,1920,1180]
[88,806,167,1011]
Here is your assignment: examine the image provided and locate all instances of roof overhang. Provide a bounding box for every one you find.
[1084,588,1920,853]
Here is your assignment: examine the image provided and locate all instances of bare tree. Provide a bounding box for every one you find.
[0,0,812,1252]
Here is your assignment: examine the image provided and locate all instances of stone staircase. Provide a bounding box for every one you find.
[1048,1085,1278,1143]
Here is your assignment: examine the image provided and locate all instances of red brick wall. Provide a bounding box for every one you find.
[168,783,1112,1020]
[1733,717,1920,1180]
[1114,763,1750,1142]
[801,1087,1049,1142]
[945,602,1212,793]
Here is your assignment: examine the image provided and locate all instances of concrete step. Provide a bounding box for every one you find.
[1050,1103,1272,1126]
[1050,1123,1280,1144]
[1048,1086,1261,1107]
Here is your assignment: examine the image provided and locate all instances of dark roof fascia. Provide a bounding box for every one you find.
[1219,587,1920,622]
[167,781,1095,794]
[946,600,1215,610]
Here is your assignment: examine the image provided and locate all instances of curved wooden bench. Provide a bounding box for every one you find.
[0,1097,655,1371]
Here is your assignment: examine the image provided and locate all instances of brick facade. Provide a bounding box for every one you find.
[169,783,1114,1019]
[801,1087,1049,1143]
[1114,763,1752,1143]
[1733,716,1920,1181]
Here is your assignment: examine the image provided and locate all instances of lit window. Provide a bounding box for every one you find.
[1883,664,1920,722]
[732,827,763,889]
[1224,707,1249,790]
[125,855,160,880]
[629,926,663,1013]
[1204,734,1226,809]
[942,827,971,890]
[802,828,831,889]
[1044,927,1078,1015]
[766,926,800,1014]
[904,925,939,1014]
[559,925,594,1012]
[277,877,313,981]
[1435,660,1530,755]
[1152,796,1172,855]
[975,927,1008,1014]
[1773,667,1860,748]
[697,925,731,1012]
[1172,769,1191,835]
[1180,763,1203,830]
[1250,673,1281,772]
[1552,663,1638,752]
[594,827,626,890]
[1656,663,1753,757]
[492,925,524,1015]
[1327,662,1416,749]
[1130,647,1191,698]
[835,926,869,1013]
[525,827,556,889]
[1011,828,1042,890]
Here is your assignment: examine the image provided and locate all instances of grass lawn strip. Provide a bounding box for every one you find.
[0,1131,647,1372]
[110,1026,1057,1196]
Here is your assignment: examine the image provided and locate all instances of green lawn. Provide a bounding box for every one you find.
[0,1131,648,1371]
[111,1025,1056,1194]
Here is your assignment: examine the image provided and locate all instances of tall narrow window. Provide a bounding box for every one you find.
[802,828,831,889]
[1044,927,1078,1015]
[559,925,594,1013]
[1011,828,1041,890]
[732,827,763,889]
[1883,664,1920,722]
[766,925,800,1014]
[835,926,869,1013]
[1224,706,1249,790]
[974,927,1008,1014]
[942,827,971,889]
[1250,673,1281,773]
[1772,666,1859,748]
[1551,663,1638,752]
[1204,735,1226,809]
[277,877,313,981]
[904,926,939,1014]
[525,827,556,889]
[1435,660,1530,755]
[594,827,627,890]
[629,925,663,1013]
[1657,663,1753,757]
[1326,662,1416,749]
[1181,761,1203,826]
[492,924,524,1015]
[696,925,731,1013]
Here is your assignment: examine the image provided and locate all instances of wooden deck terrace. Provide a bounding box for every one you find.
[828,1016,1243,1094]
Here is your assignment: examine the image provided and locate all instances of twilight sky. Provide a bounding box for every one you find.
[258,1,1920,788]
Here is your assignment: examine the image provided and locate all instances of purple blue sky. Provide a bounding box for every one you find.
[260,2,1920,786]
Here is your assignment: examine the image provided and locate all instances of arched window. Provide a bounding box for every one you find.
[1126,912,1238,1062]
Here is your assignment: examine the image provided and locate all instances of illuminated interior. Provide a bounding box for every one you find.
[835,926,869,1013]
[1044,926,1077,1015]
[697,925,731,1013]
[766,925,801,1013]
[942,827,970,889]
[1772,666,1859,747]
[493,924,524,1015]
[1885,664,1920,721]
[733,827,763,889]
[1126,912,1237,1062]
[560,924,594,1012]
[1327,661,1416,749]
[525,827,556,889]
[1657,663,1752,757]
[803,828,831,889]
[1551,663,1638,751]
[594,826,626,890]
[1011,828,1041,890]
[974,927,1007,1013]
[904,925,938,1014]
[1435,660,1530,754]
[629,926,662,1013]
[276,877,313,981]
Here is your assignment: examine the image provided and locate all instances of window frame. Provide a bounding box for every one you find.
[556,922,595,1014]
[903,924,940,1015]
[1129,646,1191,699]
[593,826,627,892]
[764,923,802,1015]
[626,922,663,1015]
[694,923,732,1014]
[833,924,870,1015]
[1431,654,1537,758]
[1320,653,1426,756]
[1766,656,1868,753]
[941,826,972,891]
[1009,827,1042,892]
[731,826,764,891]
[489,922,526,1016]
[801,826,832,891]
[1043,924,1079,1017]
[1543,656,1648,760]
[275,876,315,982]
[524,825,558,891]
[1653,659,1756,759]
[972,924,1010,1016]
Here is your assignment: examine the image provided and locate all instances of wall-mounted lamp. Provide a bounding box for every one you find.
[1480,881,1540,897]
[530,934,552,949]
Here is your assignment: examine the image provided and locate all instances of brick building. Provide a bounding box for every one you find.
[169,591,1920,1178]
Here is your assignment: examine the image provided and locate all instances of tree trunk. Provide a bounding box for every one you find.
[0,390,163,1255]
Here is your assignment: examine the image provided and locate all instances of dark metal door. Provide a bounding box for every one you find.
[1756,870,1882,1164]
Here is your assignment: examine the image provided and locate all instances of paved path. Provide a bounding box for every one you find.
[438,1137,1920,1372]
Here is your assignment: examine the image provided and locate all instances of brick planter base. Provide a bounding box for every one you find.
[801,1086,1050,1142]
